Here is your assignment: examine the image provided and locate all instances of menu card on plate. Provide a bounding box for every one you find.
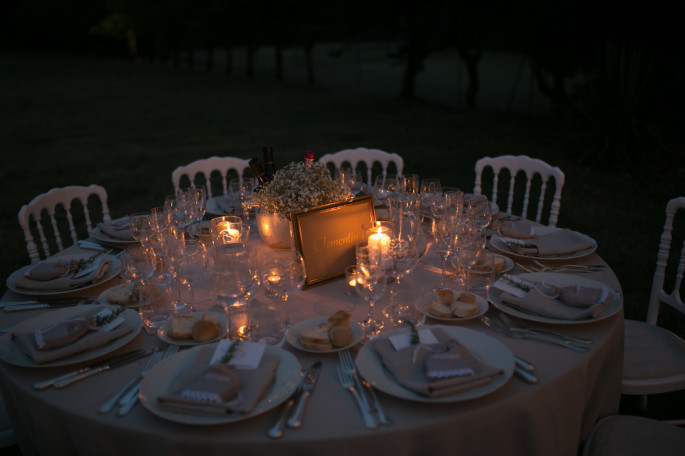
[373,328,503,398]
[157,341,279,415]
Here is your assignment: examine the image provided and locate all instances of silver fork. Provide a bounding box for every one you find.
[498,313,593,346]
[97,348,161,414]
[337,364,377,429]
[116,344,179,416]
[339,350,392,426]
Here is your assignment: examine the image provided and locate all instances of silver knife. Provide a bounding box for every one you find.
[33,349,149,390]
[4,298,92,312]
[52,349,152,389]
[287,361,321,428]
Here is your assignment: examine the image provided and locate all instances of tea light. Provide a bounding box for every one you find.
[344,265,358,297]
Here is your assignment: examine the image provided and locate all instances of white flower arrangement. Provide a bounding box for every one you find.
[247,161,353,218]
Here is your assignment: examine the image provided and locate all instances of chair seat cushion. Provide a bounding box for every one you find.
[623,319,685,381]
[583,415,685,456]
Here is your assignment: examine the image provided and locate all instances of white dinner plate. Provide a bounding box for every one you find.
[287,317,364,353]
[0,304,142,368]
[356,325,514,403]
[139,343,301,425]
[489,226,597,261]
[91,226,137,246]
[488,272,623,325]
[6,253,122,297]
[416,289,489,322]
[157,311,225,346]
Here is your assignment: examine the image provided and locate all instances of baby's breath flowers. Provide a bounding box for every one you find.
[246,161,353,218]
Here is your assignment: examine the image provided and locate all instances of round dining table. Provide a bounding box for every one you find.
[0,224,623,456]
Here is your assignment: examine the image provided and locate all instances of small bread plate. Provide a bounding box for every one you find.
[488,272,623,325]
[356,325,514,403]
[139,342,301,425]
[91,226,137,246]
[489,226,597,261]
[416,289,488,322]
[287,316,364,353]
[0,304,142,368]
[6,253,121,297]
[157,311,225,346]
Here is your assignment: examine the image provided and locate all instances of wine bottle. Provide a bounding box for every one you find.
[263,147,275,180]
[249,158,272,187]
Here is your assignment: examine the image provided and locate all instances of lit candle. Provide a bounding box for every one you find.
[367,226,391,258]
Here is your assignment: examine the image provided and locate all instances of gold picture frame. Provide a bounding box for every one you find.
[290,195,376,289]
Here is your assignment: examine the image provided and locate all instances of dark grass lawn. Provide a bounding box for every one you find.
[0,49,683,420]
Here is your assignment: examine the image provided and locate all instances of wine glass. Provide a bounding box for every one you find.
[261,250,306,328]
[453,223,486,292]
[213,246,260,340]
[385,238,420,326]
[335,167,363,195]
[160,224,188,312]
[420,178,441,214]
[120,244,157,286]
[128,212,151,243]
[400,174,420,194]
[373,174,400,203]
[355,243,387,338]
[431,215,458,289]
[467,194,493,233]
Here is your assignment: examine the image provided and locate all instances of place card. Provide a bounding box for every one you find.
[389,328,439,351]
[492,274,532,298]
[210,340,265,369]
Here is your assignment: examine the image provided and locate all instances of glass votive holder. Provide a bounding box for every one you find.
[345,265,359,297]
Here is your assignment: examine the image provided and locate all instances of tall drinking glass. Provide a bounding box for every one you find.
[355,244,387,338]
[213,246,259,340]
[261,249,306,328]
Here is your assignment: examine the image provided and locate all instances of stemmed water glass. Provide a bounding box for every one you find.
[355,243,387,338]
[159,224,189,312]
[176,241,208,310]
[261,249,306,329]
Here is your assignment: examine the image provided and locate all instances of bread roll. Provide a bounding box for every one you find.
[456,292,477,304]
[493,255,507,272]
[434,288,454,305]
[451,301,480,318]
[192,319,220,342]
[329,325,352,347]
[297,323,331,345]
[328,310,351,326]
[428,299,454,318]
[169,315,196,340]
